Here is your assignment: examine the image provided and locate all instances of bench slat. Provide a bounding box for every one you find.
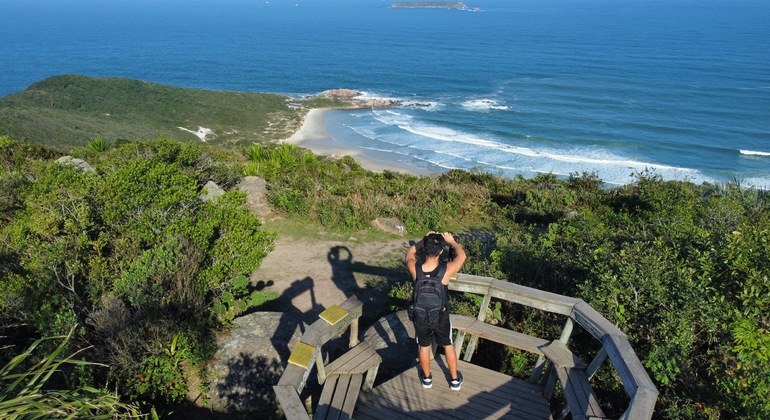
[340,373,363,419]
[540,341,606,419]
[539,340,587,369]
[328,374,352,420]
[325,342,381,375]
[314,373,364,420]
[453,316,549,354]
[556,367,606,418]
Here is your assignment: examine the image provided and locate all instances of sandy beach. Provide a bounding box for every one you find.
[284,108,433,176]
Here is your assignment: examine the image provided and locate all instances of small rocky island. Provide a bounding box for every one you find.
[391,2,469,9]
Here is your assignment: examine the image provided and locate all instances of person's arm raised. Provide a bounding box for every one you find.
[405,233,431,280]
[441,232,467,284]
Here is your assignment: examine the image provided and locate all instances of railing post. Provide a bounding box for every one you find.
[349,317,360,348]
[462,287,493,362]
[586,346,608,380]
[538,317,576,394]
[315,352,327,385]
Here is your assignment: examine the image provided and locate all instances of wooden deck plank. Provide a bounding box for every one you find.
[362,379,548,420]
[340,374,363,420]
[375,361,548,413]
[328,374,352,420]
[369,383,546,420]
[355,357,552,419]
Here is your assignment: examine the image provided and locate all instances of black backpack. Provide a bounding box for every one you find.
[411,264,447,328]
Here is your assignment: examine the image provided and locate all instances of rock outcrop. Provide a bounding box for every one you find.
[203,312,303,415]
[200,180,226,202]
[56,156,96,173]
[370,217,407,235]
[236,176,272,218]
[310,89,402,109]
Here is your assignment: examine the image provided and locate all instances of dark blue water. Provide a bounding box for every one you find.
[1,0,768,186]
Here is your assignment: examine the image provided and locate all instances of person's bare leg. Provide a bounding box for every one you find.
[419,345,432,377]
[444,344,458,379]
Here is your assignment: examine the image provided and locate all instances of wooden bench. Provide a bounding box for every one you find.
[539,340,608,420]
[451,314,550,360]
[314,341,381,420]
[450,314,607,420]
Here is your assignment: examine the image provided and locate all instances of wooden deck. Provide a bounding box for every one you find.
[354,356,552,420]
[276,280,658,420]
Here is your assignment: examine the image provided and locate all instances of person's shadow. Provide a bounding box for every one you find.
[327,245,409,326]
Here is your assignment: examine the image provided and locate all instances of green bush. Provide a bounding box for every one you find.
[1,138,275,406]
[488,174,770,418]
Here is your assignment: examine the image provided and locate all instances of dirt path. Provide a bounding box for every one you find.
[250,232,412,328]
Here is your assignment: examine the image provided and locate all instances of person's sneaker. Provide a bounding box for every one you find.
[450,372,463,391]
[421,373,433,389]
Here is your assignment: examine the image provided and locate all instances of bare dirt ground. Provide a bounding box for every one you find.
[250,229,414,328]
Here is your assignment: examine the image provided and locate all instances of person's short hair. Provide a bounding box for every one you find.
[423,233,444,257]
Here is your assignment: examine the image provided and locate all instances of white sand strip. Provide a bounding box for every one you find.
[284,109,431,176]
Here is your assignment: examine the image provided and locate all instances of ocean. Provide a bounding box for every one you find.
[1,0,768,187]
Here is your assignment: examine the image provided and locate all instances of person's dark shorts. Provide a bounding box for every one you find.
[415,309,452,347]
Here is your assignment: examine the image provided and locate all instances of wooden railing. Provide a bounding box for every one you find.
[274,296,381,420]
[449,273,658,420]
[273,275,658,419]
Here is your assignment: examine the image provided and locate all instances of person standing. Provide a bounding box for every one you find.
[405,231,467,390]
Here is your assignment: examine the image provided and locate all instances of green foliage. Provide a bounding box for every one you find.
[126,334,189,403]
[246,144,496,233]
[1,138,276,406]
[4,121,770,418]
[0,326,144,418]
[87,137,109,153]
[0,75,304,149]
[486,173,770,418]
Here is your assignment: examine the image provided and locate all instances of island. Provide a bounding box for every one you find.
[391,2,469,10]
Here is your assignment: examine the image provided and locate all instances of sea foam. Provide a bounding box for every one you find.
[461,98,510,111]
[740,150,770,157]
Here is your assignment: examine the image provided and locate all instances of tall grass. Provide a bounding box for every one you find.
[87,137,109,153]
[0,327,146,419]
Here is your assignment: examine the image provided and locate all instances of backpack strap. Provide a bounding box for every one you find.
[417,263,447,282]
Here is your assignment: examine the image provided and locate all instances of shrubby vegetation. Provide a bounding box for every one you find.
[247,143,770,419]
[0,136,275,412]
[0,75,304,149]
[2,134,768,418]
[0,326,145,419]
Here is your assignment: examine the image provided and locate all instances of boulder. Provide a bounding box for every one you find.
[236,176,272,218]
[56,156,96,173]
[316,89,359,100]
[370,217,407,235]
[310,89,403,109]
[200,180,225,202]
[204,312,303,415]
